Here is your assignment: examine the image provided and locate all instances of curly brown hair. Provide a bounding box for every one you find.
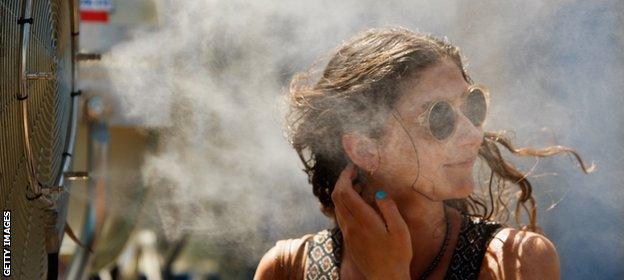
[286,27,593,230]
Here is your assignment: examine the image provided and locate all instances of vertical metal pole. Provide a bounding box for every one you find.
[55,0,84,279]
[65,97,109,280]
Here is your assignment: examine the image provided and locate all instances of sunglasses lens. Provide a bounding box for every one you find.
[464,88,487,127]
[429,101,456,140]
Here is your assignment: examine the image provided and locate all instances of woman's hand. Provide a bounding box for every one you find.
[331,163,412,280]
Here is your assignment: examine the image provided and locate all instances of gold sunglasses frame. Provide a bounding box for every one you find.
[415,84,491,142]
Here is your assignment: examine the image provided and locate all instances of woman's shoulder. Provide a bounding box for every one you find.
[479,227,560,279]
[253,232,316,280]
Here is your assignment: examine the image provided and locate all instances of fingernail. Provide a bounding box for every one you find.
[375,191,387,200]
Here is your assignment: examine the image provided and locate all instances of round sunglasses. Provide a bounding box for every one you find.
[415,84,490,141]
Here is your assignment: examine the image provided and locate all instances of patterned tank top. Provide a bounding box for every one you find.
[304,215,502,280]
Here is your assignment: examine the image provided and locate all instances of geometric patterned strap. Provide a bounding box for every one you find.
[445,215,503,280]
[304,228,343,280]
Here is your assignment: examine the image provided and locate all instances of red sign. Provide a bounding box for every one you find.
[80,10,108,22]
[80,0,112,23]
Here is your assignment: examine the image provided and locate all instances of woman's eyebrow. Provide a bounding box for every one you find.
[420,87,469,110]
[419,95,457,110]
[421,100,434,110]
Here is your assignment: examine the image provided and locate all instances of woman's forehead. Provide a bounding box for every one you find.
[397,60,469,113]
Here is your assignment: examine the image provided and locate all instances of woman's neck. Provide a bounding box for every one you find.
[396,195,449,261]
[396,194,459,276]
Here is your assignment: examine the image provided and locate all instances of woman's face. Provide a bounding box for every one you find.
[374,58,484,201]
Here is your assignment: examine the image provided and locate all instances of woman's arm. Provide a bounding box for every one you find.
[254,247,278,280]
[480,228,560,279]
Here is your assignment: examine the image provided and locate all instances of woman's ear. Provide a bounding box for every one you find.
[342,133,379,173]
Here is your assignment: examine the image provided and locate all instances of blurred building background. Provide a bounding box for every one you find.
[61,0,623,279]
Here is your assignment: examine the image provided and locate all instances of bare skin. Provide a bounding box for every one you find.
[255,59,560,279]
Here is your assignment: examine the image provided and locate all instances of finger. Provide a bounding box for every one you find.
[331,162,358,220]
[333,164,385,230]
[375,191,409,235]
[331,163,355,215]
[333,163,382,230]
[340,185,385,230]
[333,198,355,238]
[332,168,356,231]
[333,190,354,225]
[331,163,354,205]
[334,163,357,193]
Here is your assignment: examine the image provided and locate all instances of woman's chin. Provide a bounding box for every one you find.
[451,177,475,198]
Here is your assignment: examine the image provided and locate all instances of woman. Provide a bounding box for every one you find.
[255,27,591,279]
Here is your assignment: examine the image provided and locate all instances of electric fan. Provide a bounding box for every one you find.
[0,0,80,278]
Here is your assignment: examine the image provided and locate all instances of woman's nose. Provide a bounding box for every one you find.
[455,112,483,150]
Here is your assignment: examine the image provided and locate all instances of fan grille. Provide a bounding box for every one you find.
[0,0,75,278]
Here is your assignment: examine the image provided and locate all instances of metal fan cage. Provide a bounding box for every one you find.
[0,0,79,278]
